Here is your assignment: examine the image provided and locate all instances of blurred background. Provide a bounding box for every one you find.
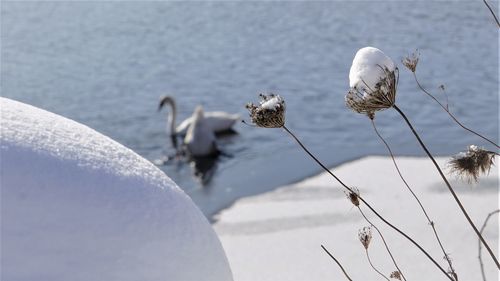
[2,1,498,218]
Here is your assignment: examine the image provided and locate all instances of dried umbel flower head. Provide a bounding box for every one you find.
[346,67,398,119]
[345,188,360,207]
[358,226,372,249]
[402,50,420,73]
[390,271,402,280]
[346,47,399,119]
[246,94,286,128]
[448,145,496,183]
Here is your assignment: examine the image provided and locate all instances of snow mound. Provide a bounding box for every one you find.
[0,97,232,281]
[349,46,396,90]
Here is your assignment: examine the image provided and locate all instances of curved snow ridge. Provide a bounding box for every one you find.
[0,97,174,191]
[0,97,233,281]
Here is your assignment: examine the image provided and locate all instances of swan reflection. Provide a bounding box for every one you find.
[189,155,219,185]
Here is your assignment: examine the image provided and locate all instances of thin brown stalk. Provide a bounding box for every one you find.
[321,245,354,281]
[482,0,500,28]
[281,125,453,281]
[365,248,390,281]
[358,207,407,281]
[412,72,499,149]
[392,104,500,269]
[371,119,457,280]
[478,210,500,281]
[486,151,500,157]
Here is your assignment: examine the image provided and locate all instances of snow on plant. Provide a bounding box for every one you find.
[244,44,499,280]
[246,94,285,128]
[244,94,445,281]
[346,47,398,119]
[400,48,500,273]
[345,46,499,273]
[349,46,396,90]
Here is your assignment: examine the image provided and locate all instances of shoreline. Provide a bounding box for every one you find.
[213,155,499,281]
[205,150,475,221]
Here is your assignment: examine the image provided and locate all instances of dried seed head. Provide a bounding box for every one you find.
[448,145,496,183]
[402,50,420,73]
[390,271,402,280]
[358,226,372,249]
[345,66,399,119]
[246,94,286,128]
[345,188,360,207]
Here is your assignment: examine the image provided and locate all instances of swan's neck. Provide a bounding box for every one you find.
[167,100,177,136]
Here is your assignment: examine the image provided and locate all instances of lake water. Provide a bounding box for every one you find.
[2,1,498,218]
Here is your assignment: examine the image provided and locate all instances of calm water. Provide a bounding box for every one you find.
[2,1,498,218]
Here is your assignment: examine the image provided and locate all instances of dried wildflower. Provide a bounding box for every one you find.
[345,188,360,207]
[390,271,402,280]
[448,145,496,183]
[402,50,420,73]
[346,47,399,119]
[246,94,286,128]
[345,66,398,119]
[358,226,372,249]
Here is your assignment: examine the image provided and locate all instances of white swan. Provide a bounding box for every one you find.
[183,106,218,157]
[158,96,240,137]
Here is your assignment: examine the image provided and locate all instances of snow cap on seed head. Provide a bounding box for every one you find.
[349,47,396,90]
[346,47,398,119]
[246,93,286,128]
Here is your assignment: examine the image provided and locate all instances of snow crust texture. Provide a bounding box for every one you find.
[215,156,498,281]
[349,46,396,90]
[0,97,233,281]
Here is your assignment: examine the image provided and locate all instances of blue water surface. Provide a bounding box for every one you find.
[2,1,498,217]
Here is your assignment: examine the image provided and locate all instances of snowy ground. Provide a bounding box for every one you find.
[214,156,499,281]
[1,98,232,281]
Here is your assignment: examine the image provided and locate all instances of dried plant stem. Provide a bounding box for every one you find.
[412,72,499,149]
[482,0,500,28]
[320,245,354,281]
[371,119,457,280]
[392,104,500,269]
[281,125,453,281]
[365,248,390,281]
[358,207,407,281]
[478,210,500,281]
[486,151,500,157]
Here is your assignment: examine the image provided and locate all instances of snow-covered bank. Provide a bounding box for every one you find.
[214,156,498,281]
[0,98,232,281]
